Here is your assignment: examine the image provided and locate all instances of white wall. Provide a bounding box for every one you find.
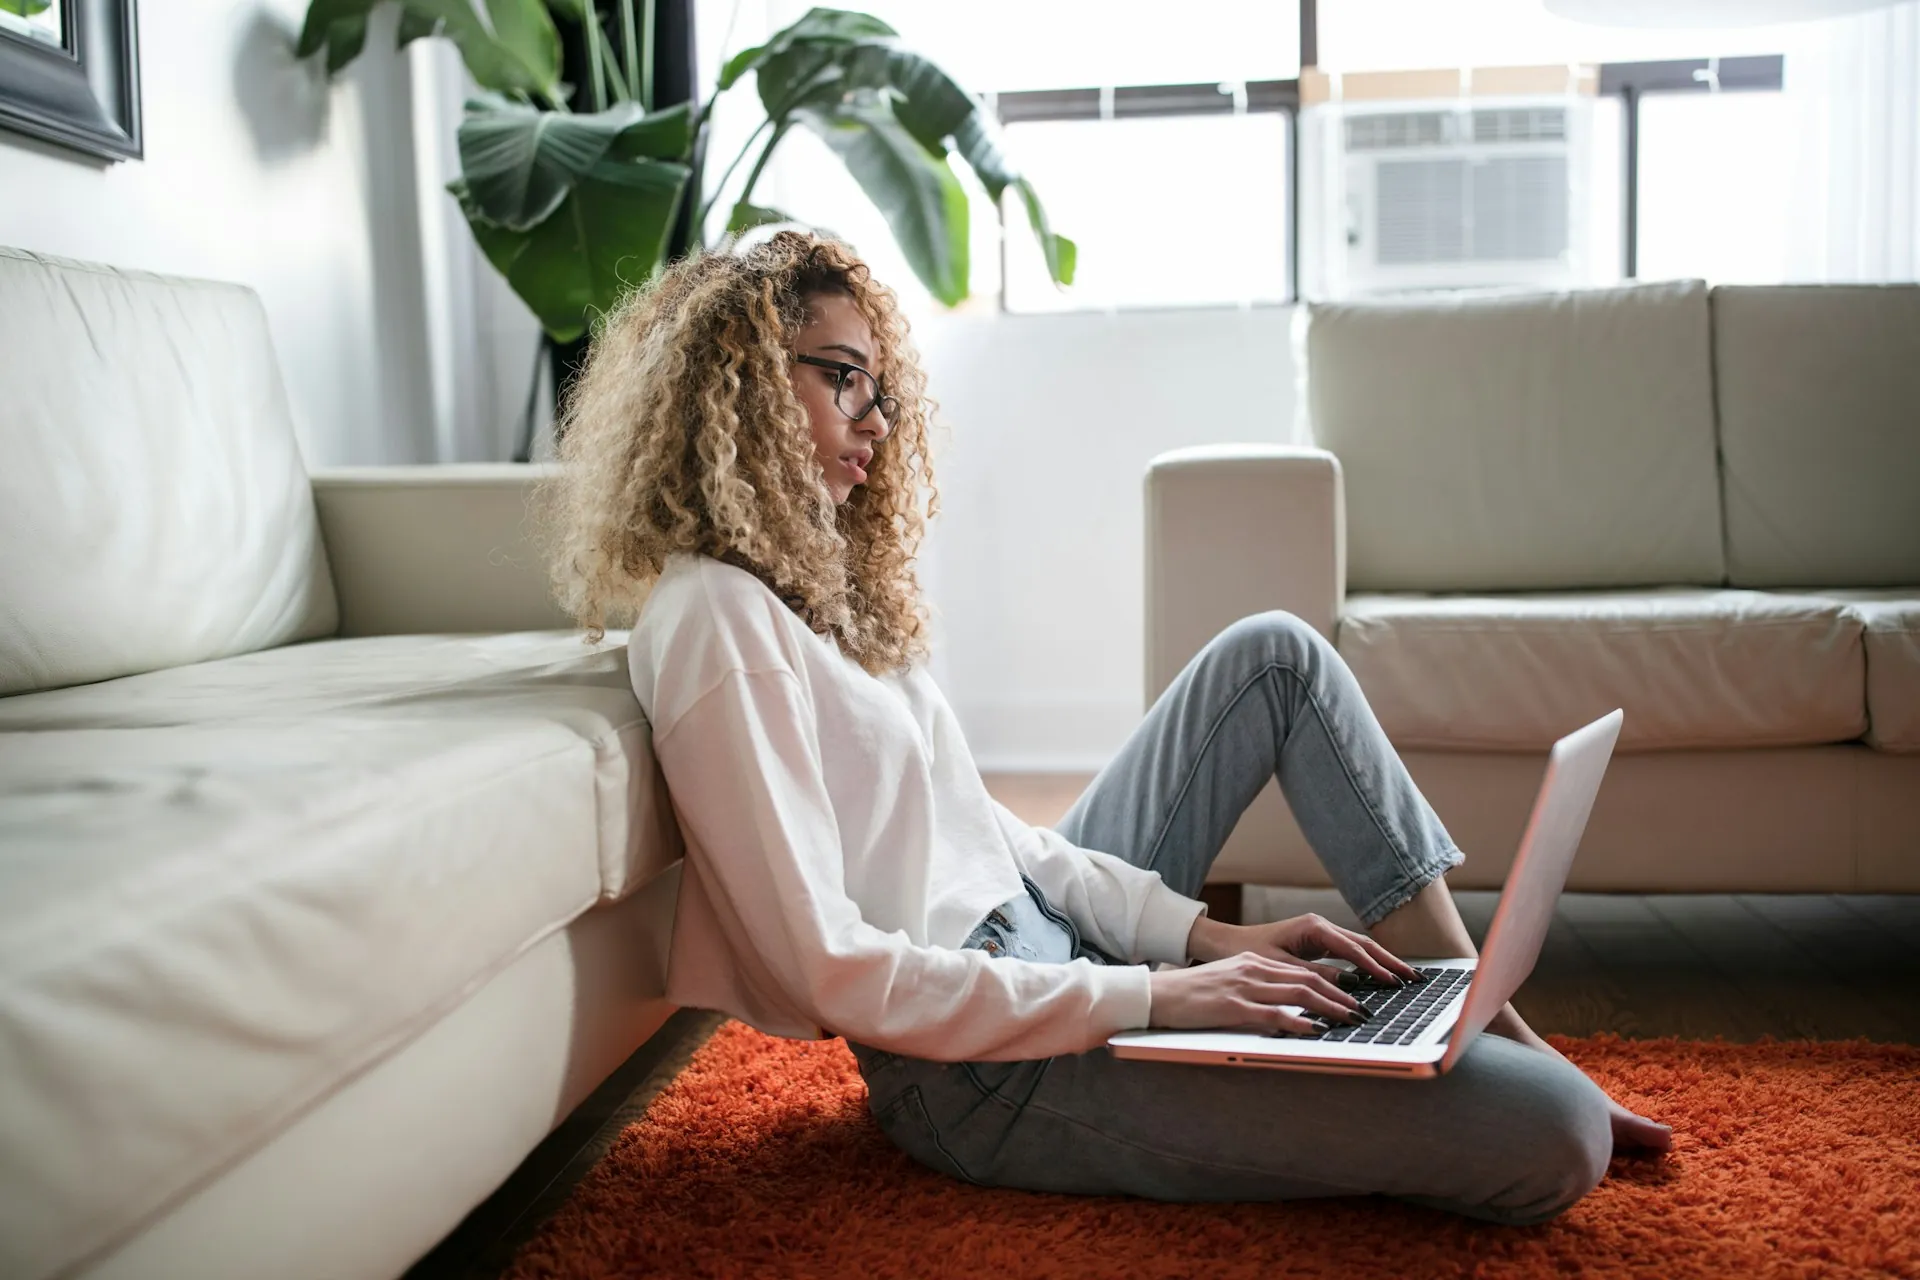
[0,1,438,467]
[912,304,1303,773]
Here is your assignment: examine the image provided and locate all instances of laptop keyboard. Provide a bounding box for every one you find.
[1289,966,1472,1047]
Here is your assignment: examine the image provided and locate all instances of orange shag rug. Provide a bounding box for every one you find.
[504,1022,1920,1280]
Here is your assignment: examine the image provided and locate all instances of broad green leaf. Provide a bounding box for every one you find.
[0,0,54,16]
[405,0,561,97]
[458,97,648,229]
[453,157,690,342]
[296,0,367,57]
[717,5,896,92]
[717,41,770,92]
[755,40,847,119]
[395,8,440,46]
[297,0,560,96]
[844,44,972,155]
[606,101,693,161]
[727,202,796,234]
[794,98,968,306]
[323,16,370,73]
[762,34,1076,290]
[295,0,378,71]
[1015,178,1077,286]
[480,0,560,88]
[954,113,1076,286]
[449,177,530,282]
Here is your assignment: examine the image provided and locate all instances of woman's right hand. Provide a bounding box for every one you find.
[1147,952,1366,1035]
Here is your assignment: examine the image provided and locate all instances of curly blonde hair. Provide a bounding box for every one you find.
[535,230,942,677]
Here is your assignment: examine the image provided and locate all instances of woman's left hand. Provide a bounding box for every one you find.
[1187,912,1422,987]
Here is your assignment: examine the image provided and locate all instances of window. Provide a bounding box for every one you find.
[696,0,1304,314]
[695,0,1910,311]
[1002,109,1293,311]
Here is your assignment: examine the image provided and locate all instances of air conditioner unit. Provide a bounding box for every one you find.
[1301,96,1600,298]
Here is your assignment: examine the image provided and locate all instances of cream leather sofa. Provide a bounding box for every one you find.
[1147,279,1920,901]
[0,249,684,1280]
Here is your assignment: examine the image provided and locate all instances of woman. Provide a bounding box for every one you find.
[541,231,1670,1227]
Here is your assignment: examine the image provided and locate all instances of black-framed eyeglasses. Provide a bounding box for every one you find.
[794,354,899,426]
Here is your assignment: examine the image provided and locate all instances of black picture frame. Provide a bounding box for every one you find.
[0,0,140,162]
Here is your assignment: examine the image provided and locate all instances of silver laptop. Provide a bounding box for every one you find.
[1108,708,1623,1079]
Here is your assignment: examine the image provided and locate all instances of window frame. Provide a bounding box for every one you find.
[983,0,1786,308]
[1598,55,1785,279]
[987,1,1315,312]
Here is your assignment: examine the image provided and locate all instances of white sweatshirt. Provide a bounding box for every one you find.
[626,551,1206,1062]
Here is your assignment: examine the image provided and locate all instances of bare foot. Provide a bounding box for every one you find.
[1606,1096,1674,1153]
[1488,1006,1673,1156]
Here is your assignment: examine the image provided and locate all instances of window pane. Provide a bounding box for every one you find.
[1637,92,1797,283]
[775,0,1300,91]
[1003,114,1291,311]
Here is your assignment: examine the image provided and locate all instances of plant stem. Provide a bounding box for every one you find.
[584,2,607,112]
[735,118,787,212]
[621,0,641,106]
[597,30,632,103]
[640,0,656,112]
[693,114,773,233]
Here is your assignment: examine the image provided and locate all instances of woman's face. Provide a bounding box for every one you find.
[791,291,892,505]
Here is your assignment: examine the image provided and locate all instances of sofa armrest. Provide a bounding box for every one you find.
[1144,444,1346,706]
[310,464,576,637]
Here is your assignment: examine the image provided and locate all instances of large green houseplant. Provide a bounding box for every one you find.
[296,0,1075,348]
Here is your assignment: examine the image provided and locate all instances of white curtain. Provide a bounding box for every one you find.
[1785,1,1920,280]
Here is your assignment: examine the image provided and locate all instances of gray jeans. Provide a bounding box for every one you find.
[848,611,1613,1225]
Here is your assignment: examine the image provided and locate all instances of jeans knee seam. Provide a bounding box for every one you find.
[1139,654,1449,923]
[1138,663,1280,878]
[1281,663,1433,893]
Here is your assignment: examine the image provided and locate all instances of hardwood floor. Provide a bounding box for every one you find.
[985,770,1920,1044]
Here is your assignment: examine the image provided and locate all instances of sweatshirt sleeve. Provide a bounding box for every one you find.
[652,666,1158,1062]
[989,800,1207,968]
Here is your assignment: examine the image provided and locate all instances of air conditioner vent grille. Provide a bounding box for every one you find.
[1471,106,1567,144]
[1377,159,1467,264]
[1375,155,1569,265]
[1473,155,1569,260]
[1346,111,1450,151]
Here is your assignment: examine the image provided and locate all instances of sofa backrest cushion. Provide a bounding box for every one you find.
[0,249,337,695]
[1303,279,1725,592]
[1712,284,1920,588]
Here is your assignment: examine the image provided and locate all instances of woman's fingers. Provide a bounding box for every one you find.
[1343,926,1423,980]
[1320,927,1420,983]
[1246,958,1361,1015]
[1248,950,1356,1003]
[1255,981,1365,1022]
[1232,1002,1321,1035]
[1266,1004,1324,1035]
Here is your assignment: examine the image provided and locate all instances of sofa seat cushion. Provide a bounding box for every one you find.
[1808,590,1920,753]
[0,631,677,901]
[1337,589,1866,752]
[0,632,679,1279]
